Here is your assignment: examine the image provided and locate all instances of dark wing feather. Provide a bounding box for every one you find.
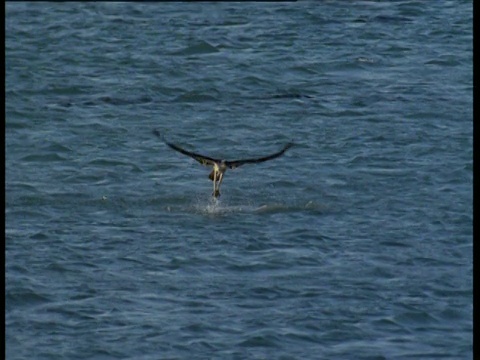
[165,142,220,166]
[225,143,293,169]
[153,129,220,166]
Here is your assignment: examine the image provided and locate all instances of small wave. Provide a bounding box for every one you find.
[255,200,328,214]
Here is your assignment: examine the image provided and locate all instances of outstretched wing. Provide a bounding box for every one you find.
[153,129,219,166]
[166,142,220,166]
[226,143,294,169]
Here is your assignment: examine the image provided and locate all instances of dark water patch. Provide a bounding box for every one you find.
[6,289,51,308]
[424,56,462,67]
[6,182,42,194]
[238,332,280,348]
[30,231,50,240]
[372,15,413,23]
[43,142,74,154]
[269,93,314,100]
[19,153,69,162]
[87,157,143,171]
[378,240,412,248]
[171,40,220,56]
[82,95,153,106]
[174,91,219,103]
[394,309,440,328]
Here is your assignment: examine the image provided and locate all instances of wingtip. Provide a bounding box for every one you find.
[153,129,166,142]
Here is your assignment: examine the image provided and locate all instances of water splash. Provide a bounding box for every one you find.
[204,197,222,215]
[193,196,252,215]
[191,196,327,216]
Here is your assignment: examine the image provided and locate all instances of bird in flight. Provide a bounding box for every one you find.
[153,129,293,198]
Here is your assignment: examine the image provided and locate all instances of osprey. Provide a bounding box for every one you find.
[153,129,293,198]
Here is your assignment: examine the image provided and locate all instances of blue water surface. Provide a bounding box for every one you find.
[6,2,472,359]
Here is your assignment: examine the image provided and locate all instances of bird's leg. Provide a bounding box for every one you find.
[215,173,224,197]
[213,169,217,197]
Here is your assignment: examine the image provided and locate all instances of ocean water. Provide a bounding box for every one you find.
[5,2,472,359]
